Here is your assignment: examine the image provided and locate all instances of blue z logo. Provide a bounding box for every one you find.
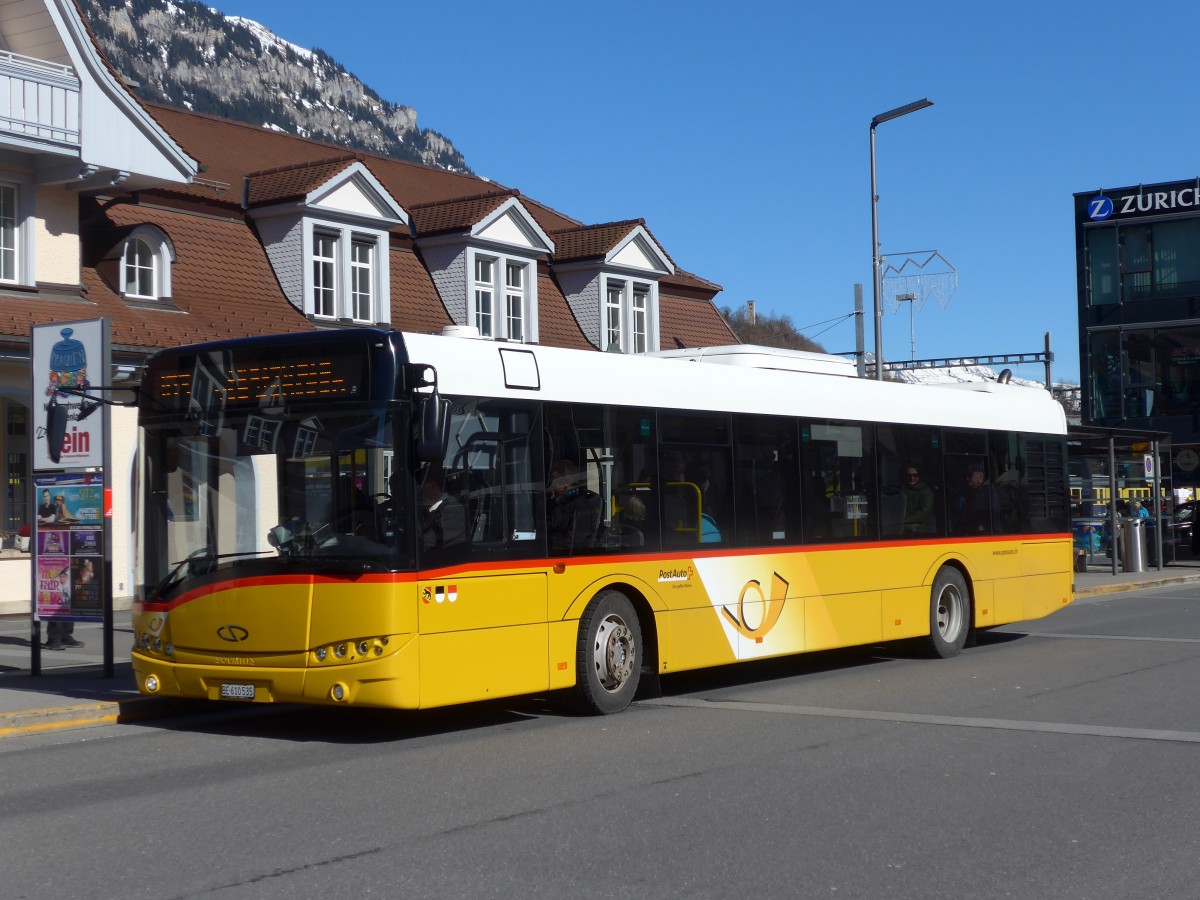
[1088,195,1113,221]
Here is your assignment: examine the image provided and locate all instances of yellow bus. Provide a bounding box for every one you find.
[132,329,1073,714]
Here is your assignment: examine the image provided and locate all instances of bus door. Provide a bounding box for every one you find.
[417,402,548,707]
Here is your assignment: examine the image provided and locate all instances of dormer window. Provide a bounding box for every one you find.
[247,160,405,326]
[111,225,174,302]
[123,238,156,299]
[469,249,531,341]
[602,276,656,353]
[305,223,385,323]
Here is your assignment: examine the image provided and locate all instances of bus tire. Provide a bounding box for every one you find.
[574,590,642,715]
[926,567,970,658]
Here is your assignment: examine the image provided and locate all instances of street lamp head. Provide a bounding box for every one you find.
[871,98,934,129]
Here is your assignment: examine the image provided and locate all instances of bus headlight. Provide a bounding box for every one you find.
[334,643,347,659]
[357,641,369,656]
[315,646,328,662]
[144,674,159,693]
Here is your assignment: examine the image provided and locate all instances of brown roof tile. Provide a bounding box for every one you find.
[245,154,361,206]
[534,273,591,350]
[658,294,737,350]
[550,220,644,262]
[390,247,452,333]
[407,190,518,238]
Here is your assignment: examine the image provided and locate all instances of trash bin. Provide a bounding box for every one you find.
[1122,518,1147,573]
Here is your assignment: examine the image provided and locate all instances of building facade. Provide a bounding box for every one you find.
[1075,177,1200,488]
[0,0,735,614]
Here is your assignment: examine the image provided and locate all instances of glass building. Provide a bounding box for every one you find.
[1076,178,1200,488]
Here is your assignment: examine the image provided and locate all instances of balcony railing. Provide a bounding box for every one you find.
[0,50,80,149]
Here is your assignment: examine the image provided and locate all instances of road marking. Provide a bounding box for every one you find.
[642,697,1200,744]
[1008,631,1200,644]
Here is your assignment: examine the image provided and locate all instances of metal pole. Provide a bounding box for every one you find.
[1044,332,1053,390]
[854,284,865,378]
[1108,437,1118,576]
[870,124,882,380]
[1152,439,1162,571]
[869,98,933,382]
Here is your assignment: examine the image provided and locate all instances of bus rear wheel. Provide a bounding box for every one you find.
[927,567,970,658]
[574,590,642,715]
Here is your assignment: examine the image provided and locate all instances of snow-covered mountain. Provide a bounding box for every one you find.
[79,0,468,171]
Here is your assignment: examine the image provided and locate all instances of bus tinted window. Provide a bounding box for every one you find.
[422,397,542,567]
[660,412,732,548]
[544,403,658,555]
[945,429,991,536]
[800,421,876,543]
[733,415,801,546]
[876,424,944,538]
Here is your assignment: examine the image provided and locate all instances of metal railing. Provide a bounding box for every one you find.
[0,50,80,148]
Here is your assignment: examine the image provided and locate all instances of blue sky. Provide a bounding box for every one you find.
[220,0,1200,384]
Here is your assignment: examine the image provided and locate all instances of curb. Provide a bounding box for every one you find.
[0,696,191,739]
[1074,574,1200,598]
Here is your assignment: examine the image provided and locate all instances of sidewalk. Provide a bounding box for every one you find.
[4,564,1200,739]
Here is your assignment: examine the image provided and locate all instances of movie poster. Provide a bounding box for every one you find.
[34,474,105,622]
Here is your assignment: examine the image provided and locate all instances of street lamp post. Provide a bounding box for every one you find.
[870,98,933,380]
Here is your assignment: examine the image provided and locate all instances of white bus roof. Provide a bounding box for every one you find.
[401,332,1067,436]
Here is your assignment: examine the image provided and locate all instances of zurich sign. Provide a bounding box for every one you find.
[1088,194,1114,221]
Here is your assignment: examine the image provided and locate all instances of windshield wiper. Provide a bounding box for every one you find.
[148,548,272,601]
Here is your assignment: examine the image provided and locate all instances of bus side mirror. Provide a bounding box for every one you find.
[416,393,450,462]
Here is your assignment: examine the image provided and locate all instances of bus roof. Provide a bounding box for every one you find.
[402,332,1067,436]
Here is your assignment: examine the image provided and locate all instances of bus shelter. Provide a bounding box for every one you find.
[1068,424,1172,576]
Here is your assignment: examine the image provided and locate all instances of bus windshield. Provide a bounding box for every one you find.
[141,401,412,595]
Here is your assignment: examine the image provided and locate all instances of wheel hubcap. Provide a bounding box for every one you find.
[593,613,635,693]
[936,584,963,641]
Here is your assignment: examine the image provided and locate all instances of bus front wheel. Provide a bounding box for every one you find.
[575,590,642,714]
[927,567,970,658]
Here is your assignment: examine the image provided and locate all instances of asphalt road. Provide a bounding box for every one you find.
[3,584,1199,899]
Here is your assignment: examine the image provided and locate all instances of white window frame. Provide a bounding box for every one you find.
[117,226,175,302]
[0,183,17,284]
[0,175,33,288]
[304,220,387,324]
[474,254,495,336]
[600,275,658,353]
[122,238,156,299]
[351,238,374,322]
[468,247,535,342]
[312,231,337,318]
[505,261,524,342]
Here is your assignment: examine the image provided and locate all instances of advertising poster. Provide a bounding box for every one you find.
[34,474,105,622]
[31,319,107,470]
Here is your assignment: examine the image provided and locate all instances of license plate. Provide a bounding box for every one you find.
[219,683,256,700]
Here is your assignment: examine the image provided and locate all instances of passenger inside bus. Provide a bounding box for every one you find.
[547,460,600,553]
[683,461,722,543]
[420,468,466,551]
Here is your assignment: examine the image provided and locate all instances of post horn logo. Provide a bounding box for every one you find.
[721,572,789,642]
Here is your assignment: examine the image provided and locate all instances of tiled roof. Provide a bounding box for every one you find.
[535,272,591,350]
[144,104,581,232]
[550,220,644,262]
[391,246,453,333]
[245,154,363,207]
[658,294,738,350]
[407,190,519,238]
